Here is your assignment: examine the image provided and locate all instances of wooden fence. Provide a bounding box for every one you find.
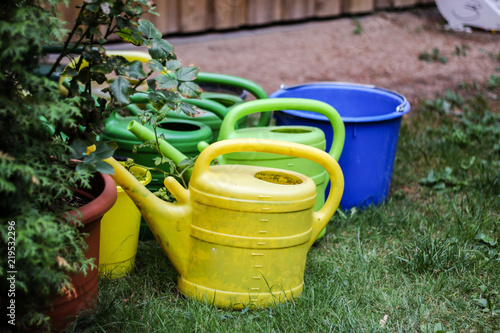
[62,0,436,35]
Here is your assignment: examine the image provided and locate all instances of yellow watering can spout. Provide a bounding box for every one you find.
[104,157,192,277]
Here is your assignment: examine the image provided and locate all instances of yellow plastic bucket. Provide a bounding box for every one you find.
[99,164,152,278]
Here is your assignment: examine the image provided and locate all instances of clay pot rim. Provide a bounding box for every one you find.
[68,172,117,225]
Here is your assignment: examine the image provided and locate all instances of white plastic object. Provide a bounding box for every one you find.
[435,0,500,32]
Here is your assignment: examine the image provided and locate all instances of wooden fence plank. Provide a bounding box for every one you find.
[144,0,180,35]
[393,0,418,7]
[281,0,316,21]
[59,0,433,37]
[246,0,282,25]
[375,0,392,9]
[314,0,342,17]
[180,0,212,33]
[213,0,247,29]
[58,1,80,29]
[343,0,375,14]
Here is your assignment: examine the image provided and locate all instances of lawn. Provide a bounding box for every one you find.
[69,75,499,332]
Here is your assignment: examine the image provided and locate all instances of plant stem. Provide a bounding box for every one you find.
[46,3,88,78]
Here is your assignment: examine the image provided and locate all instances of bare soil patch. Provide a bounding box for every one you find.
[162,7,499,108]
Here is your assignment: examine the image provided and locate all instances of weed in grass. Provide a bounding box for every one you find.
[480,48,500,63]
[419,48,448,64]
[454,44,469,57]
[487,74,500,90]
[419,167,470,192]
[459,79,481,91]
[420,90,464,115]
[352,18,363,35]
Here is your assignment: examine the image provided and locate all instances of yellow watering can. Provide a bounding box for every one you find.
[105,138,344,309]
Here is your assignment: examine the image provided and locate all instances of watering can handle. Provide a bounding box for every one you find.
[218,98,345,161]
[129,92,229,120]
[195,72,271,127]
[192,138,344,243]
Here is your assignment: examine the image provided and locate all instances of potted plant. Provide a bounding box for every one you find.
[0,0,203,330]
[0,1,117,331]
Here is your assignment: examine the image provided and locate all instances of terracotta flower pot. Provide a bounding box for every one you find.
[46,172,117,331]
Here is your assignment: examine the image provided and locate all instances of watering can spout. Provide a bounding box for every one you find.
[127,120,193,184]
[104,157,192,277]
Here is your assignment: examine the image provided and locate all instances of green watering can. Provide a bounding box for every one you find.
[195,72,268,108]
[127,98,345,239]
[200,98,345,209]
[128,98,345,192]
[130,72,271,141]
[192,72,271,132]
[99,98,227,191]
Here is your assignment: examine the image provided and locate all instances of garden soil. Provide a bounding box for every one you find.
[109,6,499,109]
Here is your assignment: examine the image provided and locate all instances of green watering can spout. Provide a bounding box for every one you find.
[197,141,210,152]
[126,120,193,184]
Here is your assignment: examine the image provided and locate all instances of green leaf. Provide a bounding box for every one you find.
[433,323,445,333]
[138,19,162,39]
[118,28,144,46]
[110,77,132,105]
[91,72,108,85]
[179,101,203,117]
[433,182,447,191]
[474,232,498,247]
[147,78,157,91]
[76,162,94,174]
[91,62,113,74]
[156,75,178,90]
[165,60,181,71]
[477,298,488,308]
[64,67,78,77]
[70,139,89,159]
[149,39,174,60]
[147,59,165,72]
[126,60,147,79]
[174,66,199,82]
[83,151,98,165]
[95,160,115,175]
[92,142,116,160]
[83,49,103,64]
[154,156,164,166]
[178,157,196,169]
[178,81,201,98]
[75,66,90,85]
[148,91,167,110]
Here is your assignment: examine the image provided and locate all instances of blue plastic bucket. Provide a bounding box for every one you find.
[270,82,410,210]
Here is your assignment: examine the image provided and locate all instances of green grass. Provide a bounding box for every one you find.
[68,79,499,332]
